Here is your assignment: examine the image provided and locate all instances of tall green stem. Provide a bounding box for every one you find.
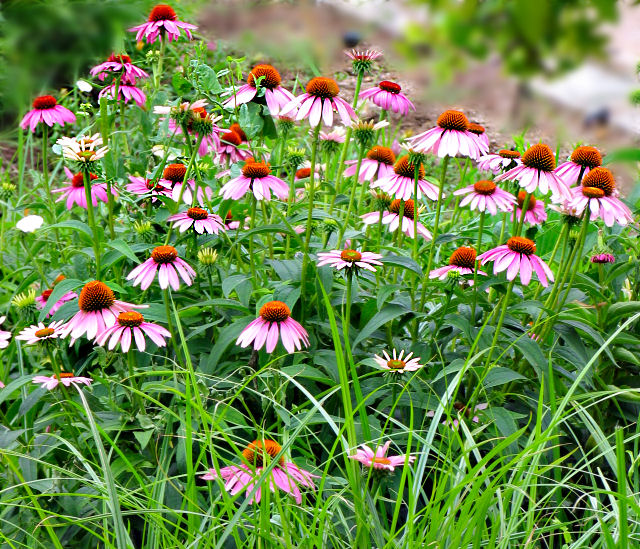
[337,146,365,247]
[82,169,101,279]
[470,210,486,323]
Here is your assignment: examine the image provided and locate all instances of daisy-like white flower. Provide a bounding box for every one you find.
[373,348,424,374]
[408,109,487,159]
[90,53,149,83]
[591,253,615,264]
[361,199,432,240]
[167,207,225,234]
[96,311,171,352]
[429,247,487,280]
[60,281,146,343]
[36,280,78,317]
[52,167,114,210]
[511,191,547,225]
[159,163,213,205]
[372,155,441,201]
[220,161,289,202]
[126,246,196,291]
[344,145,396,182]
[453,180,516,215]
[16,320,65,345]
[280,77,356,127]
[99,76,146,107]
[477,149,522,174]
[126,175,171,203]
[477,236,554,287]
[555,145,602,187]
[349,441,415,472]
[236,301,309,354]
[32,372,92,390]
[0,316,11,349]
[129,3,197,44]
[57,133,109,164]
[317,248,383,273]
[567,167,633,227]
[495,143,570,201]
[20,95,76,132]
[359,80,415,116]
[223,64,295,116]
[16,214,44,233]
[201,439,317,504]
[216,130,252,165]
[467,122,489,150]
[427,402,489,428]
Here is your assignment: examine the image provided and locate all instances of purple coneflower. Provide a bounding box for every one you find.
[373,349,424,374]
[16,320,65,345]
[408,110,487,159]
[159,163,212,205]
[201,439,317,504]
[33,372,92,390]
[129,4,197,43]
[36,275,78,316]
[344,145,396,182]
[99,76,146,107]
[167,207,225,234]
[477,236,554,287]
[495,143,570,201]
[359,80,415,116]
[90,53,149,83]
[280,77,356,127]
[216,130,252,165]
[555,145,602,186]
[96,311,171,352]
[372,155,440,201]
[477,149,522,174]
[236,301,309,354]
[591,253,615,264]
[126,176,171,202]
[52,167,114,210]
[361,199,432,240]
[20,95,76,132]
[317,248,383,273]
[223,64,295,116]
[349,441,415,472]
[453,180,516,215]
[220,161,289,202]
[511,191,547,225]
[429,247,487,280]
[467,122,489,150]
[127,246,196,291]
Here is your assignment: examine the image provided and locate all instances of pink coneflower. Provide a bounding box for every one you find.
[224,212,251,231]
[429,247,487,280]
[280,77,356,127]
[16,320,65,345]
[408,110,487,159]
[167,207,225,234]
[60,281,146,342]
[361,199,432,240]
[349,441,415,472]
[477,149,522,174]
[567,167,633,227]
[359,80,415,116]
[236,300,309,354]
[36,275,78,317]
[317,248,383,273]
[0,316,11,349]
[467,123,489,150]
[126,175,171,202]
[555,146,602,186]
[512,191,547,225]
[344,146,396,182]
[163,103,221,157]
[345,49,383,63]
[477,236,554,287]
[129,4,197,44]
[294,166,319,182]
[319,127,346,144]
[453,180,515,215]
[96,311,171,352]
[427,402,489,428]
[591,253,615,264]
[33,372,92,390]
[99,77,146,107]
[372,155,440,201]
[159,163,213,205]
[216,131,252,165]
[220,161,289,202]
[372,349,424,374]
[52,167,114,210]
[223,64,295,116]
[201,439,317,504]
[126,246,196,291]
[90,53,149,83]
[495,144,571,201]
[20,95,76,132]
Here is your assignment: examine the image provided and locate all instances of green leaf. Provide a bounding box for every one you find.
[222,274,249,298]
[43,220,93,240]
[483,367,526,388]
[603,148,640,164]
[605,301,640,325]
[238,103,263,139]
[38,278,82,321]
[172,73,192,95]
[352,303,410,349]
[106,239,139,263]
[380,255,423,276]
[202,319,248,374]
[193,62,222,93]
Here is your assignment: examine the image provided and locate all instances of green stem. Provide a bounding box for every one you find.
[482,278,516,371]
[83,169,101,279]
[470,210,486,323]
[337,146,366,247]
